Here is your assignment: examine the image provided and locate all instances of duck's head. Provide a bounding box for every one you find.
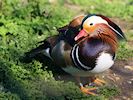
[74,14,126,42]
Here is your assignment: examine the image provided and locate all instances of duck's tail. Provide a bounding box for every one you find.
[20,40,52,63]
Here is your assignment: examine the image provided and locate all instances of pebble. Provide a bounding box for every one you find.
[127,81,132,84]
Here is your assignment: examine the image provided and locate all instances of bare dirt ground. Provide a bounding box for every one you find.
[102,19,133,99]
[102,59,133,99]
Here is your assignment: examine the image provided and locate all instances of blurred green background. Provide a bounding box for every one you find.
[0,0,132,99]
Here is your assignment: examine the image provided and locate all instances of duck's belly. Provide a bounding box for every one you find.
[62,52,114,77]
[62,66,95,77]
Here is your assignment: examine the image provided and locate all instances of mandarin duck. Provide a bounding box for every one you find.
[23,14,125,95]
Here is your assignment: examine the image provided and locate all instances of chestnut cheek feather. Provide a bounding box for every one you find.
[74,29,88,41]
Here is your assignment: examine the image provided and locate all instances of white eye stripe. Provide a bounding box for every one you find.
[84,16,108,26]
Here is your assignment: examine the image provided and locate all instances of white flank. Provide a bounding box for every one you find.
[91,52,114,73]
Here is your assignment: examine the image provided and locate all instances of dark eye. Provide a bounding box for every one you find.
[90,23,93,26]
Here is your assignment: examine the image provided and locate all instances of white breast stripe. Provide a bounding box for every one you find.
[75,46,91,70]
[71,44,78,67]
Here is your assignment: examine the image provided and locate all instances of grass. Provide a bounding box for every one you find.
[98,86,120,98]
[0,0,132,99]
[67,0,133,21]
[117,41,133,60]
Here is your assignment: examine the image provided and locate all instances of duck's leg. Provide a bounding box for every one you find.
[76,77,96,95]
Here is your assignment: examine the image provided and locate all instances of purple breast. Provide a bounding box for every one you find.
[75,38,114,70]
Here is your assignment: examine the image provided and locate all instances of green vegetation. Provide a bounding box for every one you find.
[68,0,133,21]
[117,41,133,60]
[0,0,132,99]
[98,86,120,98]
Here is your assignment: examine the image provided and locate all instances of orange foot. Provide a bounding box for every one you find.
[93,78,106,86]
[80,83,97,95]
[80,86,96,95]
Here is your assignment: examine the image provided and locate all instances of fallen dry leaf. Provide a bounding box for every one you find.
[124,66,133,71]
